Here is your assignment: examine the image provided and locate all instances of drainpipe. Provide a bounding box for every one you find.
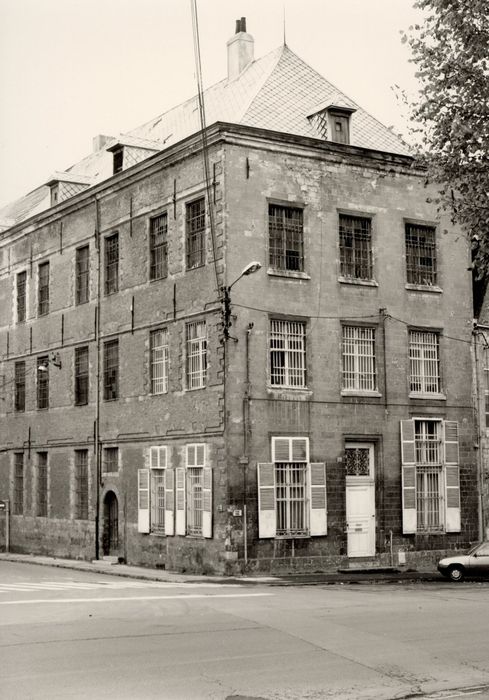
[241,322,254,567]
[472,328,486,541]
[94,197,102,560]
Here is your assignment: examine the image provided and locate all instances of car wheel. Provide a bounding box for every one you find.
[448,565,464,582]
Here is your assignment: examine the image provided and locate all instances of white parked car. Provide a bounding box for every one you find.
[437,542,489,581]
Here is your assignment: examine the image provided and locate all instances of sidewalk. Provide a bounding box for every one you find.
[0,552,443,585]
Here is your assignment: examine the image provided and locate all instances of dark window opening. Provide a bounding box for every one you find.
[16,271,27,323]
[104,233,119,295]
[186,198,206,270]
[103,340,119,401]
[405,223,437,286]
[38,262,50,316]
[339,214,373,280]
[113,149,123,174]
[75,346,89,406]
[14,361,26,412]
[75,245,90,304]
[150,213,168,280]
[37,356,49,410]
[269,204,304,272]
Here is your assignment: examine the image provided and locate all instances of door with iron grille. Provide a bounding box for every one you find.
[103,491,119,555]
[345,443,376,557]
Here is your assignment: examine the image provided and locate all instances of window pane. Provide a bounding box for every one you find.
[342,326,376,390]
[151,329,168,394]
[76,246,89,304]
[151,469,165,533]
[37,452,48,517]
[187,467,203,535]
[186,199,205,269]
[103,447,118,473]
[37,356,49,409]
[269,205,304,272]
[75,450,89,519]
[38,262,50,316]
[14,453,24,515]
[103,340,119,400]
[186,321,207,389]
[275,463,307,536]
[339,215,372,280]
[105,233,119,295]
[17,271,27,322]
[270,320,306,388]
[406,224,436,285]
[14,361,26,412]
[75,346,89,405]
[409,331,440,394]
[150,214,168,280]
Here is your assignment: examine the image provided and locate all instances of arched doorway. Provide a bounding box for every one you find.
[103,491,119,556]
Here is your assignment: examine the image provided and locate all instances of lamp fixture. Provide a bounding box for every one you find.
[222,261,261,341]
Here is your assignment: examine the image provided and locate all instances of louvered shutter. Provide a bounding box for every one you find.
[444,421,461,532]
[202,467,213,538]
[165,468,175,536]
[308,462,327,536]
[257,463,276,538]
[400,420,417,534]
[137,468,150,533]
[272,437,309,462]
[175,467,186,535]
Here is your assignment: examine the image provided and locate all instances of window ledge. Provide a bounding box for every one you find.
[341,390,382,398]
[338,277,378,288]
[405,283,443,294]
[267,268,311,280]
[267,387,312,399]
[409,392,446,401]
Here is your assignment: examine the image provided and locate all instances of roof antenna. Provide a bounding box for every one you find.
[283,4,287,46]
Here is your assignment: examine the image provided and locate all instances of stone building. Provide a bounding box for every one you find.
[0,21,480,573]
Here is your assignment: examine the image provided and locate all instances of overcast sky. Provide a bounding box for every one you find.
[0,0,423,209]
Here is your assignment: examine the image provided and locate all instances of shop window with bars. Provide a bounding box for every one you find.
[269,320,306,388]
[103,340,119,401]
[75,245,89,305]
[339,215,373,280]
[405,223,437,286]
[38,262,50,316]
[14,361,26,412]
[13,453,24,515]
[150,329,168,394]
[75,450,89,520]
[342,326,376,391]
[409,330,441,394]
[74,346,89,406]
[186,198,205,270]
[104,233,119,295]
[37,356,49,409]
[37,452,48,517]
[150,213,168,280]
[269,204,304,272]
[16,271,27,322]
[186,321,207,390]
[415,420,443,531]
[103,447,119,473]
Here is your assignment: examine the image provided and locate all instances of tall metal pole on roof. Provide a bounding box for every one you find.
[283,4,287,46]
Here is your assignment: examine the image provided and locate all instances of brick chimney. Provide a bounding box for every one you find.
[227,17,254,80]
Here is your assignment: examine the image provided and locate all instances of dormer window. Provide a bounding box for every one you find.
[328,109,352,145]
[50,184,59,207]
[113,148,123,174]
[46,172,92,207]
[307,102,356,145]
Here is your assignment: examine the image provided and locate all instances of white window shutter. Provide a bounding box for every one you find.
[202,467,213,538]
[165,468,175,536]
[444,421,461,532]
[257,463,276,538]
[272,438,290,462]
[309,462,327,536]
[137,468,150,533]
[400,420,416,534]
[150,447,159,469]
[175,467,186,535]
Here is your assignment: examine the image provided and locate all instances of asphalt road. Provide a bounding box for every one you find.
[1,561,489,700]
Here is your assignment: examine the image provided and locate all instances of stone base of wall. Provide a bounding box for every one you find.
[4,516,95,561]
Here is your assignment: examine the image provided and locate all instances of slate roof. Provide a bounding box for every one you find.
[0,44,409,228]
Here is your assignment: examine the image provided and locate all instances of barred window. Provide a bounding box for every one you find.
[269,204,304,272]
[409,330,441,394]
[103,340,119,401]
[104,233,119,295]
[37,452,48,517]
[150,329,168,394]
[38,262,50,316]
[276,463,308,536]
[103,447,119,473]
[186,321,207,390]
[186,444,205,536]
[405,223,437,286]
[415,420,443,532]
[75,450,89,520]
[186,198,205,270]
[150,214,168,280]
[342,326,376,391]
[13,453,24,515]
[16,271,27,323]
[75,346,89,406]
[270,320,306,388]
[75,246,89,305]
[14,361,25,412]
[150,470,165,534]
[339,215,372,280]
[37,356,49,410]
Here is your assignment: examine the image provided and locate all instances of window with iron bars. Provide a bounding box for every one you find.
[409,330,441,394]
[37,452,48,517]
[415,420,443,532]
[103,340,119,401]
[150,329,168,394]
[16,271,27,323]
[150,213,168,280]
[14,361,25,412]
[339,215,373,280]
[405,223,437,286]
[104,233,119,295]
[186,198,205,270]
[103,447,119,473]
[186,444,205,536]
[74,346,89,406]
[269,319,306,388]
[269,204,304,272]
[150,469,165,534]
[13,453,24,515]
[38,262,50,316]
[37,356,49,410]
[186,321,207,390]
[275,462,308,536]
[75,245,89,305]
[75,450,89,520]
[342,326,376,391]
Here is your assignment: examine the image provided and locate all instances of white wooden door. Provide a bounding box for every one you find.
[345,444,376,558]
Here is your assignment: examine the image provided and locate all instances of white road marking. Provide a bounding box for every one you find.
[0,580,224,592]
[0,592,272,605]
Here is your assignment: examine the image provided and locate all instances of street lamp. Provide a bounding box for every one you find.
[38,352,62,371]
[222,261,261,340]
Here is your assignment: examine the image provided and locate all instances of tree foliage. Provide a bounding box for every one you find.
[404,0,489,275]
